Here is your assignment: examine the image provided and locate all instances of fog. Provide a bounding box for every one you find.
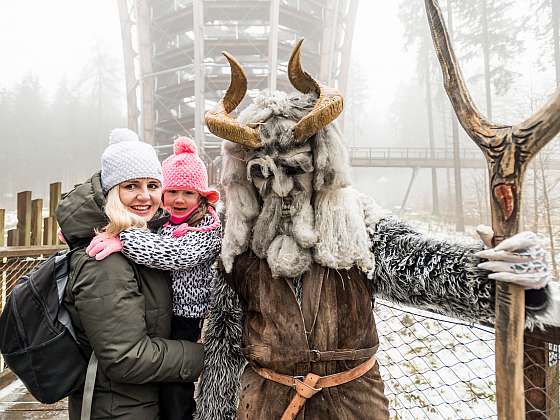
[0,0,558,230]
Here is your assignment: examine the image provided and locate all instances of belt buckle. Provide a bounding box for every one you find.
[309,349,321,363]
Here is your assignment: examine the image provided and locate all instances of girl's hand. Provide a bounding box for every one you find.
[87,233,123,261]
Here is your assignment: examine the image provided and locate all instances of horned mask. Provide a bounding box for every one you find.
[207,40,381,278]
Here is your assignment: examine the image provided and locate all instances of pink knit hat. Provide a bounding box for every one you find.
[162,137,220,204]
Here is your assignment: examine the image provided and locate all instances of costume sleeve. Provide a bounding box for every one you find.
[70,254,204,383]
[371,217,550,326]
[119,226,221,271]
[195,268,245,420]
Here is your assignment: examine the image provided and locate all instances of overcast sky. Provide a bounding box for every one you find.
[0,1,121,90]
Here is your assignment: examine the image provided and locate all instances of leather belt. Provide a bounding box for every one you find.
[242,345,377,364]
[253,355,376,420]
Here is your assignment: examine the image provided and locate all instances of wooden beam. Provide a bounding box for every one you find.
[16,191,32,246]
[0,245,66,258]
[31,199,43,246]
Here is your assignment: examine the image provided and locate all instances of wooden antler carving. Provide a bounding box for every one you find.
[425,0,560,418]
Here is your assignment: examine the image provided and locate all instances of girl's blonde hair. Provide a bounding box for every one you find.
[102,186,148,236]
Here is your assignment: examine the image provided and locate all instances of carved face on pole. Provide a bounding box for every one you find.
[206,40,377,278]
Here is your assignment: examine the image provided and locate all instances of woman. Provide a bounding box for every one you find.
[56,128,203,419]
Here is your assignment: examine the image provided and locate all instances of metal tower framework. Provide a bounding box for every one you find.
[117,0,359,159]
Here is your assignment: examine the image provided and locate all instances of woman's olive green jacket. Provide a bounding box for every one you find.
[56,172,203,419]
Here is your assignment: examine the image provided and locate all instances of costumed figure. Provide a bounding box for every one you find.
[194,40,557,420]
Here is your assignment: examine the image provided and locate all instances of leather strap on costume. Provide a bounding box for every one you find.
[253,355,376,420]
[242,345,377,364]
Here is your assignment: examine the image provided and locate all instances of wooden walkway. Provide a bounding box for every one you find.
[0,371,67,419]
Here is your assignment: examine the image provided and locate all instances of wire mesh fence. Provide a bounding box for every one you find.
[375,299,560,420]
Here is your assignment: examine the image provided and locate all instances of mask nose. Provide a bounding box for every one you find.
[272,167,294,198]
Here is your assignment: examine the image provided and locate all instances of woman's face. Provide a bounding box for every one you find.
[163,190,201,218]
[118,178,162,221]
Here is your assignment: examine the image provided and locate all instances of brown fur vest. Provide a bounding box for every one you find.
[225,252,389,420]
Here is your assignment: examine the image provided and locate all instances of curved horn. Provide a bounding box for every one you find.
[288,39,344,143]
[205,52,261,149]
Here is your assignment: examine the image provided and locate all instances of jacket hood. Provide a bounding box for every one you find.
[56,172,108,248]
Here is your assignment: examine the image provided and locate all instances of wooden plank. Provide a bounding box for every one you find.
[0,208,4,247]
[16,191,32,246]
[49,183,62,244]
[31,199,43,246]
[43,217,54,245]
[6,229,18,246]
[0,245,66,258]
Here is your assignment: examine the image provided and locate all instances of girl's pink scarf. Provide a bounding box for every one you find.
[166,205,221,238]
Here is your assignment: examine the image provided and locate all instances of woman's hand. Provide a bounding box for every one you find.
[475,228,551,290]
[87,233,123,261]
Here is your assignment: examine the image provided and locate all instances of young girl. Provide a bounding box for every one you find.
[87,137,221,420]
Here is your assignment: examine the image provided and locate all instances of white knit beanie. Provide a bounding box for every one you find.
[101,128,163,193]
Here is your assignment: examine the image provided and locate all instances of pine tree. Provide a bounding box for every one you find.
[531,0,560,86]
[455,0,525,119]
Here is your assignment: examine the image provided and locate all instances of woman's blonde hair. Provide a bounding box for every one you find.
[102,187,148,236]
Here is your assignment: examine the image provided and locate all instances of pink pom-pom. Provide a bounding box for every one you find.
[174,137,197,155]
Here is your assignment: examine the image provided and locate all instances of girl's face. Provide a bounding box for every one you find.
[118,178,162,221]
[164,190,201,217]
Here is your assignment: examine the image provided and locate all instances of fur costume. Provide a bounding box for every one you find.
[195,48,551,419]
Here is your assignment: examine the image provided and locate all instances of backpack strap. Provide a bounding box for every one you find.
[80,352,98,420]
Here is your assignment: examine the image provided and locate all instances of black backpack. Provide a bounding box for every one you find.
[0,248,88,404]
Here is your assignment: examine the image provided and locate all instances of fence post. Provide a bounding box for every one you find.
[49,182,62,244]
[0,209,4,247]
[31,198,43,246]
[16,191,32,246]
[524,332,560,419]
[43,217,54,245]
[7,229,18,246]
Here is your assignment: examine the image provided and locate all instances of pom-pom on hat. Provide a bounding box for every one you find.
[162,137,220,204]
[101,128,163,193]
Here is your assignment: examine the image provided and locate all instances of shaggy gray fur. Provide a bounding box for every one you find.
[194,272,244,420]
[372,217,549,327]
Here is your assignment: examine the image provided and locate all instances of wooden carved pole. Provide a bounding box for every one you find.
[424,0,560,418]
